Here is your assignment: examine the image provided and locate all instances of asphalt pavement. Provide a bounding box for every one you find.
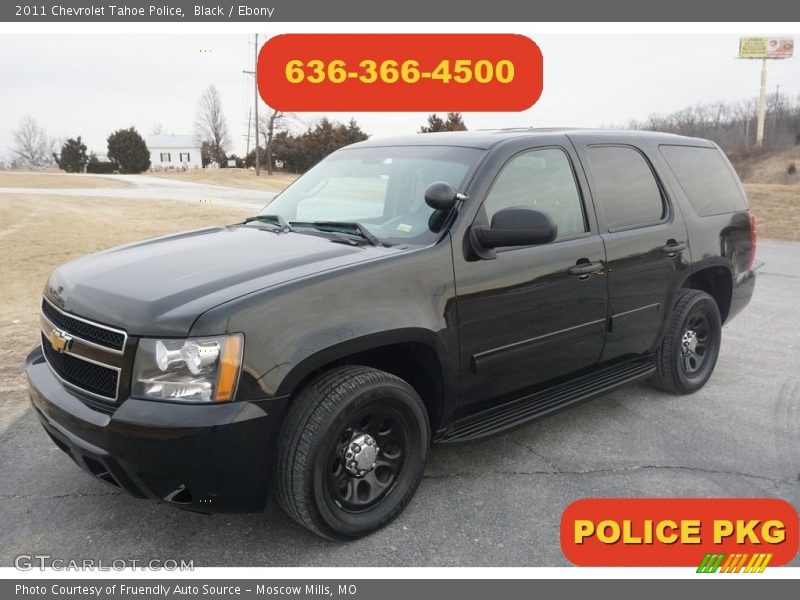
[0,241,797,567]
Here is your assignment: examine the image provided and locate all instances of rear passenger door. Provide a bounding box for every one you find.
[571,136,691,361]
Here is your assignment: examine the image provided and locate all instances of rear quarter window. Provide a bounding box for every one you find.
[659,145,748,216]
[585,145,666,230]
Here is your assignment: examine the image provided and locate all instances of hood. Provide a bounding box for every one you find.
[45,226,393,336]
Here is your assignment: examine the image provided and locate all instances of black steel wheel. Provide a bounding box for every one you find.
[325,405,410,513]
[651,289,722,395]
[680,312,711,375]
[275,366,429,540]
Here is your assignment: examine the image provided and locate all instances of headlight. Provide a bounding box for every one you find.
[132,334,243,402]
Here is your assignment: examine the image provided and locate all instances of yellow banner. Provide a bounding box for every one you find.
[739,37,794,58]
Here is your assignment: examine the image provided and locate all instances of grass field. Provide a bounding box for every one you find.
[144,168,297,192]
[743,183,800,242]
[0,172,129,188]
[735,145,800,186]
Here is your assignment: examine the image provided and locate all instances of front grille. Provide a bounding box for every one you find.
[42,299,125,351]
[41,332,120,400]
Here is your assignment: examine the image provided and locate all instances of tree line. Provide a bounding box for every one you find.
[245,118,368,173]
[12,86,800,176]
[620,92,800,158]
[7,78,470,174]
[8,116,151,174]
[245,111,468,173]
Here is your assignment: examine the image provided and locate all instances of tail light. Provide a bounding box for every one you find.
[747,211,757,271]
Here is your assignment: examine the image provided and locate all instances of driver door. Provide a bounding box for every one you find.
[454,144,608,409]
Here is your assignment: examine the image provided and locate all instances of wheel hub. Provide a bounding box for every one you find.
[681,329,698,355]
[343,433,380,477]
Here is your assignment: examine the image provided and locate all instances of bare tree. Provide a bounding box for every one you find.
[10,115,54,169]
[151,122,164,136]
[258,109,295,175]
[194,85,231,166]
[625,92,800,155]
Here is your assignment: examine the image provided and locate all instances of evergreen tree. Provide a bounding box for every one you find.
[107,127,150,174]
[419,112,468,133]
[54,137,89,173]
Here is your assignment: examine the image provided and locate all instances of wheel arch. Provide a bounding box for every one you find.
[273,328,451,431]
[682,263,734,323]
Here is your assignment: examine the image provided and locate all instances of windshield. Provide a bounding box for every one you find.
[255,145,484,246]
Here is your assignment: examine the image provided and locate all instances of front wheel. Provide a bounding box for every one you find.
[275,366,430,539]
[651,289,722,395]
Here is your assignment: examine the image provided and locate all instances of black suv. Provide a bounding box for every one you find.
[27,130,756,539]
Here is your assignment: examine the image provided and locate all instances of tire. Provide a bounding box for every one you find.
[651,289,722,395]
[275,365,430,540]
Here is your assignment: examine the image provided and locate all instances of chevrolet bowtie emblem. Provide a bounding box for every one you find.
[47,328,72,353]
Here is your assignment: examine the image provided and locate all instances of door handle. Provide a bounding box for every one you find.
[568,260,604,280]
[660,240,687,257]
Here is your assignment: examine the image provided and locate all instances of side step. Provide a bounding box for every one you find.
[439,357,655,444]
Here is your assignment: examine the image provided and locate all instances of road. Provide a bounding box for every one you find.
[0,241,797,567]
[0,174,274,209]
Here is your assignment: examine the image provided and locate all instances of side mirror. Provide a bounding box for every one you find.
[424,181,459,211]
[471,207,558,250]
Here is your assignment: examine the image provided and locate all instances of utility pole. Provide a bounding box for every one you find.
[242,33,260,175]
[756,57,767,148]
[244,107,252,160]
[254,33,260,176]
[745,118,750,150]
[739,36,794,149]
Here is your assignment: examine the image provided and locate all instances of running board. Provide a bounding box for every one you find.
[439,357,655,444]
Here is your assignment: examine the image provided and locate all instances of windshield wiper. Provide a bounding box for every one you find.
[244,214,293,232]
[289,221,381,246]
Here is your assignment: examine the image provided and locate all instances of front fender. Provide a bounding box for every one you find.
[189,242,459,401]
[269,327,451,398]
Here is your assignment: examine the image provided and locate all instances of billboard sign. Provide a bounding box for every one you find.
[739,37,794,58]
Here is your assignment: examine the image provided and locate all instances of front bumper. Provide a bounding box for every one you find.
[26,346,288,513]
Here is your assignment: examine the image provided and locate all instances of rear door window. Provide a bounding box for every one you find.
[585,146,666,230]
[659,145,748,216]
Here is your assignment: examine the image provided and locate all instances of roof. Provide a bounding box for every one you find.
[350,129,714,150]
[146,134,201,149]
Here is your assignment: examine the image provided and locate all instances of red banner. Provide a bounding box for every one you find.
[561,498,799,567]
[257,34,543,112]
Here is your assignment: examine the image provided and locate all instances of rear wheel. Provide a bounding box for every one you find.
[651,289,722,394]
[275,366,429,539]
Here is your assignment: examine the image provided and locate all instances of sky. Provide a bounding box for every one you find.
[0,32,798,162]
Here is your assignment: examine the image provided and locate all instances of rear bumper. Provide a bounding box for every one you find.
[727,268,756,324]
[26,346,288,513]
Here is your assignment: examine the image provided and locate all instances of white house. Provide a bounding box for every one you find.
[146,134,202,170]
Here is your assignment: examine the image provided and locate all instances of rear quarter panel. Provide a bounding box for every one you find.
[643,137,756,323]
